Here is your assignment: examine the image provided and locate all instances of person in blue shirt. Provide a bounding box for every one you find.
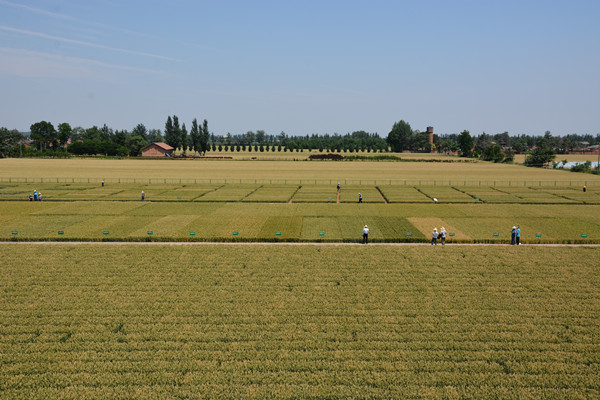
[516,225,521,245]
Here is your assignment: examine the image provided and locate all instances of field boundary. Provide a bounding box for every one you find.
[0,176,595,187]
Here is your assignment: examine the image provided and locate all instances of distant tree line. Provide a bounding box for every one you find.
[0,117,598,165]
[209,130,388,153]
[387,119,600,167]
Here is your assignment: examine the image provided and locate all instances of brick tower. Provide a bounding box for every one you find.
[427,126,434,151]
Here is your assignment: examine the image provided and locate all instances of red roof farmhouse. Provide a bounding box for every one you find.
[141,142,175,157]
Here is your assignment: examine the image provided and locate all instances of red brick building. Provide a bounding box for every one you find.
[141,142,174,157]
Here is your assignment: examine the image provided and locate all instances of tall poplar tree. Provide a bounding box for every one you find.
[164,116,175,148]
[181,123,188,155]
[190,118,200,155]
[201,119,209,155]
[172,115,181,152]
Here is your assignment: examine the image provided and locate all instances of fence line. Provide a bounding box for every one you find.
[0,177,593,187]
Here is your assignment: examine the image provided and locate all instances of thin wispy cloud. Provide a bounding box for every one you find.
[0,0,154,39]
[0,26,182,62]
[0,47,174,77]
[0,0,75,21]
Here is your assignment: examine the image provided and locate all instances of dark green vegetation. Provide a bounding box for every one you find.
[1,245,599,399]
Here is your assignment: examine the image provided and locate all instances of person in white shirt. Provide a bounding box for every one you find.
[362,225,369,244]
[440,227,447,245]
[432,228,438,245]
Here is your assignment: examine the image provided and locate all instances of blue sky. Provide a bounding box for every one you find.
[1,0,599,137]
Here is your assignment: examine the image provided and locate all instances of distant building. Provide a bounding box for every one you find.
[141,142,174,157]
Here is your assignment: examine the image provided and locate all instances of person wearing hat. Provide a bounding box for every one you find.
[358,193,363,203]
[516,225,521,245]
[141,191,145,201]
[511,226,516,245]
[362,225,369,244]
[432,227,438,245]
[440,226,447,245]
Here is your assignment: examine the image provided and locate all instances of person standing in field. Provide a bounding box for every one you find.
[102,180,105,187]
[141,191,145,201]
[516,225,521,245]
[358,193,363,203]
[440,227,447,245]
[38,192,42,201]
[511,226,516,245]
[583,185,586,193]
[33,190,38,201]
[432,228,438,245]
[337,183,340,191]
[362,225,369,244]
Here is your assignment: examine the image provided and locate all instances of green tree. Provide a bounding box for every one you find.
[0,127,24,157]
[30,121,56,151]
[482,144,504,163]
[387,120,412,152]
[180,123,188,155]
[474,132,493,156]
[131,124,148,141]
[147,129,163,143]
[126,135,148,156]
[71,126,85,141]
[113,130,128,147]
[100,124,113,142]
[201,120,209,155]
[190,119,200,155]
[82,126,105,142]
[57,123,72,148]
[458,130,473,157]
[524,140,556,167]
[164,116,175,149]
[172,115,182,152]
[256,130,266,144]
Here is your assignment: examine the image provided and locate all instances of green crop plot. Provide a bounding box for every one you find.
[460,187,522,203]
[1,244,599,399]
[242,185,298,202]
[339,185,385,203]
[377,186,430,202]
[196,184,260,201]
[416,186,477,202]
[292,185,338,203]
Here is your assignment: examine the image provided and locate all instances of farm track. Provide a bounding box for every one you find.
[2,241,599,246]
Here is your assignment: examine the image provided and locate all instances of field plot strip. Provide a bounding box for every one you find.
[1,200,600,243]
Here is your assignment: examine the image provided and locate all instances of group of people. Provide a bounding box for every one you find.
[432,227,447,245]
[511,225,521,245]
[28,190,42,201]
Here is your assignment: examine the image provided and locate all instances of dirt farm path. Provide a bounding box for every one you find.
[1,241,598,247]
